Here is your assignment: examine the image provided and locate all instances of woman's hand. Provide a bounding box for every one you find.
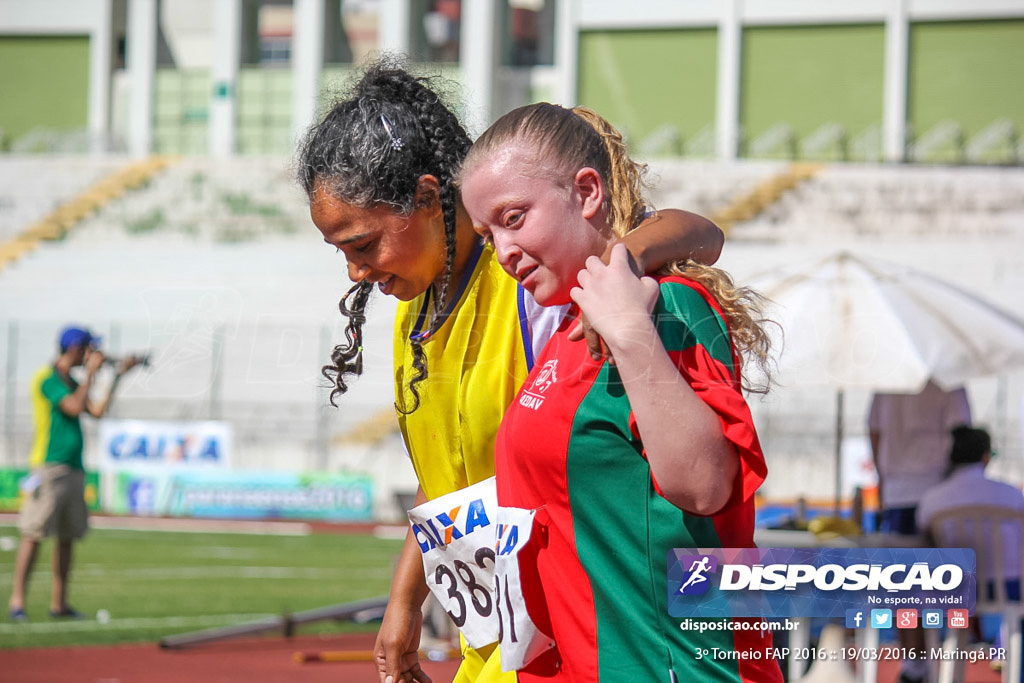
[567,240,644,360]
[374,602,432,683]
[570,243,660,358]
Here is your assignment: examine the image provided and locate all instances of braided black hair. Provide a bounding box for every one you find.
[323,279,373,398]
[297,56,471,409]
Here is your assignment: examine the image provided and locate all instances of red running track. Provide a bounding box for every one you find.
[0,632,462,683]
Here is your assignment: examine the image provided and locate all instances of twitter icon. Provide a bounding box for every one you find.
[870,609,892,628]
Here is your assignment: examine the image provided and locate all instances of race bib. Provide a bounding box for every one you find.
[408,478,500,649]
[494,506,556,672]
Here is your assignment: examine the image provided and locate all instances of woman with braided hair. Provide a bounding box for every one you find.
[458,102,781,682]
[297,58,724,683]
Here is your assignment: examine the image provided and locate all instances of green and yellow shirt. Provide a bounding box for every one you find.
[29,365,84,470]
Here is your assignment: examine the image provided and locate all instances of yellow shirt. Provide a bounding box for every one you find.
[394,241,531,501]
[29,365,54,468]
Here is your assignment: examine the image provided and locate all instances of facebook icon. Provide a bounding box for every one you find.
[845,609,865,628]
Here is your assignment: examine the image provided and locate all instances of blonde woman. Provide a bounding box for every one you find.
[458,103,780,683]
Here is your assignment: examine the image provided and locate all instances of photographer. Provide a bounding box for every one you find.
[8,325,141,622]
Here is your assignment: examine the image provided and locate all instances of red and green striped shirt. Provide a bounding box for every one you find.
[495,275,781,683]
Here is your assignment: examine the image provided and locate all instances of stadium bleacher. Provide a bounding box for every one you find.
[1,155,1022,509]
[736,164,1024,241]
[0,156,131,243]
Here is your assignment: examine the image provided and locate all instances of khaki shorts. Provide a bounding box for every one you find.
[18,464,89,541]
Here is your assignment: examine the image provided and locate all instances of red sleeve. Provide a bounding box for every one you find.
[626,276,767,516]
[628,344,767,512]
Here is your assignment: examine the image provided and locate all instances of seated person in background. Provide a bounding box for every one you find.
[917,425,1024,543]
[918,425,1024,671]
[917,423,1019,585]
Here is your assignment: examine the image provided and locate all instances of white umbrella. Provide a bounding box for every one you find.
[748,250,1024,508]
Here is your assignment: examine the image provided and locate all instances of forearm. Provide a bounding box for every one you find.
[388,488,431,611]
[572,245,738,513]
[604,326,738,515]
[619,209,724,272]
[88,375,122,418]
[375,485,432,683]
[59,376,94,417]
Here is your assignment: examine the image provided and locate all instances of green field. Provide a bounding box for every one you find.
[0,524,403,649]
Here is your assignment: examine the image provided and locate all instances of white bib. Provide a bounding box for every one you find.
[407,477,500,649]
[493,505,556,671]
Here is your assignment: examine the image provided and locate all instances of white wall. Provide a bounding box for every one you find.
[0,0,111,32]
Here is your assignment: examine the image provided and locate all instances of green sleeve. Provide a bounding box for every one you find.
[653,279,734,370]
[40,373,72,405]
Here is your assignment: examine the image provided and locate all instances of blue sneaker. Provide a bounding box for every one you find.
[9,607,27,622]
[49,607,83,619]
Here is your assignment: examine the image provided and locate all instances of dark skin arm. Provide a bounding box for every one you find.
[568,208,725,360]
[619,208,724,274]
[374,486,433,683]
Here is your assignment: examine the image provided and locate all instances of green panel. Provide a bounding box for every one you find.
[237,68,293,155]
[742,24,885,159]
[0,36,90,143]
[578,29,717,155]
[154,69,211,154]
[909,20,1024,152]
[0,468,100,512]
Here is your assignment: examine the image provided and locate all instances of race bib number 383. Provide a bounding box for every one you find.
[408,477,499,649]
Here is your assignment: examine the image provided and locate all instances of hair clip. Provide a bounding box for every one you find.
[380,114,404,151]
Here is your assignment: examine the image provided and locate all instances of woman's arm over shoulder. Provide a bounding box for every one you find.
[569,211,724,358]
[618,209,724,273]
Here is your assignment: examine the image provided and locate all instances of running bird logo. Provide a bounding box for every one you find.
[677,554,718,596]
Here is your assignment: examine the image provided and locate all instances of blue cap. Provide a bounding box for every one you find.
[58,326,101,352]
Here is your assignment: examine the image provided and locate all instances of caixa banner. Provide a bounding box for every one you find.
[668,548,975,618]
[99,420,232,469]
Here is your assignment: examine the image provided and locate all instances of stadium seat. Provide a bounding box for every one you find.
[926,505,1024,683]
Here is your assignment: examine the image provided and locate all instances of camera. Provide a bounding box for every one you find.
[102,352,151,368]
